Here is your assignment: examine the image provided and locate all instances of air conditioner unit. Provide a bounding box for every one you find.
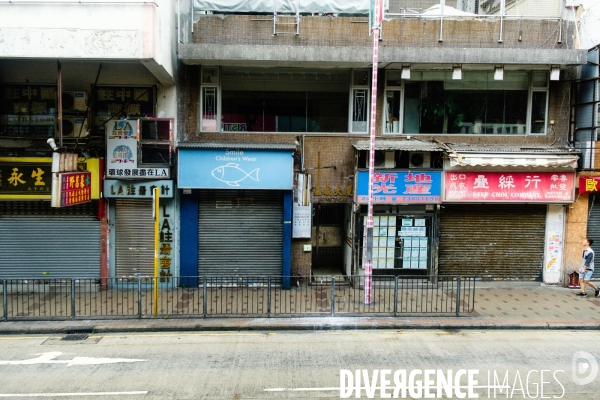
[367,150,395,168]
[60,117,89,138]
[62,91,88,112]
[409,152,431,168]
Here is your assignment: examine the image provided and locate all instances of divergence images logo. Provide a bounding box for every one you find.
[572,351,598,386]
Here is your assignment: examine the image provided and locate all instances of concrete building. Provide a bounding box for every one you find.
[0,0,178,280]
[175,0,589,284]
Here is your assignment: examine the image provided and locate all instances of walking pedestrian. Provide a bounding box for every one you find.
[577,238,599,297]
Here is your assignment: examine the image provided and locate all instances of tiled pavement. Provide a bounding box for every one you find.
[0,282,599,334]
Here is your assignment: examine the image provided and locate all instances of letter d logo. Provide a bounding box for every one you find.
[572,351,598,386]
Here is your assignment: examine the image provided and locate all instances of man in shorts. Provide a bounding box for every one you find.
[577,237,599,297]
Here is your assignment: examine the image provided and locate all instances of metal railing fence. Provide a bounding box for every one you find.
[0,275,475,321]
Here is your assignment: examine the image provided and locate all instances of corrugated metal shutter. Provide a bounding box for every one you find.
[439,204,546,279]
[586,194,600,279]
[115,199,154,277]
[0,201,100,279]
[198,190,283,277]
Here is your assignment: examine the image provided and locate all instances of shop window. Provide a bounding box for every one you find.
[138,118,172,166]
[201,67,351,133]
[0,84,58,137]
[395,70,547,135]
[94,86,155,136]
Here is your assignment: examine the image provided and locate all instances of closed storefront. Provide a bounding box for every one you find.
[178,144,295,284]
[439,204,546,278]
[441,166,576,281]
[586,192,600,279]
[0,200,100,279]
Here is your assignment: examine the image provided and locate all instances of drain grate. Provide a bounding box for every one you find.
[65,326,94,334]
[62,333,90,341]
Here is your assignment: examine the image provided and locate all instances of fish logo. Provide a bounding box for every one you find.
[211,163,259,186]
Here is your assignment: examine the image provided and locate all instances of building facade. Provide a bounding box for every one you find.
[176,0,588,283]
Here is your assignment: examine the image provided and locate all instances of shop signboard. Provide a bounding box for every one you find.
[178,148,293,189]
[355,170,442,204]
[58,171,91,207]
[579,176,600,194]
[105,119,170,179]
[104,179,174,199]
[444,171,575,202]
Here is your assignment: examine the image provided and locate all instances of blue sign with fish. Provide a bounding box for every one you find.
[178,148,293,189]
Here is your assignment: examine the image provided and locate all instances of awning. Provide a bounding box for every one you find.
[353,140,443,152]
[449,154,579,168]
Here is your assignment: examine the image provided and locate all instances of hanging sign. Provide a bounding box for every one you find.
[579,176,600,194]
[58,171,91,207]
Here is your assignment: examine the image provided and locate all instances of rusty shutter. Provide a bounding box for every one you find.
[439,204,546,279]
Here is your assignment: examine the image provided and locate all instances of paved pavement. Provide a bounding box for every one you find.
[0,281,599,334]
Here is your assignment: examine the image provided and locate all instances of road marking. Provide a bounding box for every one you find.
[0,352,146,366]
[0,391,147,397]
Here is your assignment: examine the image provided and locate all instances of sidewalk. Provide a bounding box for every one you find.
[0,282,599,334]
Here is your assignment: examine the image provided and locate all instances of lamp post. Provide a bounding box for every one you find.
[364,0,383,304]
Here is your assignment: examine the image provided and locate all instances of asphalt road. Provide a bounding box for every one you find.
[0,330,598,399]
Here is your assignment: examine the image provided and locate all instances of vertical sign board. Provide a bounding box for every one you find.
[59,171,91,207]
[544,205,565,284]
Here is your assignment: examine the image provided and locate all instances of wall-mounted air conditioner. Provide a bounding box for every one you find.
[62,91,88,112]
[409,152,431,168]
[60,117,89,138]
[367,150,395,168]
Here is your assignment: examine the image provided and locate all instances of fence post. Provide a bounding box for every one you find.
[3,280,7,321]
[331,276,335,317]
[456,276,462,317]
[267,277,271,318]
[137,277,142,319]
[71,279,76,320]
[393,276,398,317]
[203,277,207,318]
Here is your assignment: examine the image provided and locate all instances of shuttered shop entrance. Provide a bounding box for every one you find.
[115,199,154,277]
[439,204,546,279]
[0,201,100,279]
[198,190,283,277]
[586,194,600,279]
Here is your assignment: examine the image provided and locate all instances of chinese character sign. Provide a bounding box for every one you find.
[445,172,575,202]
[0,162,52,198]
[59,171,91,207]
[579,176,600,194]
[355,170,442,204]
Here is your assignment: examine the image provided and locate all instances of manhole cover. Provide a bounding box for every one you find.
[62,334,90,341]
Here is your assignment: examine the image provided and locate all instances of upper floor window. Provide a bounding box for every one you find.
[384,70,549,135]
[200,67,369,133]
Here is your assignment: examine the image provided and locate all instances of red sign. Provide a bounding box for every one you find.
[579,176,600,194]
[444,172,575,202]
[59,171,92,207]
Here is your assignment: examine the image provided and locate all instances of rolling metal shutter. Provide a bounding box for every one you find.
[586,194,600,279]
[0,201,100,279]
[115,199,154,277]
[439,204,546,279]
[198,190,283,277]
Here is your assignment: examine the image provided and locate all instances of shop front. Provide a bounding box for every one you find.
[440,170,576,282]
[0,157,102,279]
[354,169,442,276]
[178,144,295,286]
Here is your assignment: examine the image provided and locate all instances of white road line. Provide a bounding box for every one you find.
[0,391,147,397]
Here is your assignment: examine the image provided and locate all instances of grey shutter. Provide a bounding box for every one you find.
[115,199,155,276]
[198,190,283,277]
[0,201,100,279]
